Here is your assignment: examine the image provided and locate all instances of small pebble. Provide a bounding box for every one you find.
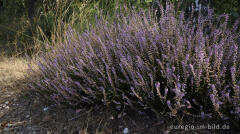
[3,128,9,131]
[163,130,169,134]
[43,107,49,111]
[110,116,114,120]
[123,128,129,134]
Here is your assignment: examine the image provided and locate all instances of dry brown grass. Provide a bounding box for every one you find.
[0,57,30,88]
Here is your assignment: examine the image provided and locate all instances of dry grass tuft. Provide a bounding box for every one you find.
[0,57,30,88]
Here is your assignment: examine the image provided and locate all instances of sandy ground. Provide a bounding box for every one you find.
[0,58,29,117]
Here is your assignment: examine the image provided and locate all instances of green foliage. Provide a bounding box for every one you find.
[0,0,28,54]
[213,0,240,18]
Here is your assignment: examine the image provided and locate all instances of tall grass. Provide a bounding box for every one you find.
[0,0,155,56]
[28,3,240,121]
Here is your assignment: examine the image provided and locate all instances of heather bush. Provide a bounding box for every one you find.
[28,3,240,120]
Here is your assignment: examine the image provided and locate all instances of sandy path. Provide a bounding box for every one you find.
[0,58,30,118]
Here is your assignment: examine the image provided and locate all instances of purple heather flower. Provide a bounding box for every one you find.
[27,2,240,121]
[167,100,172,109]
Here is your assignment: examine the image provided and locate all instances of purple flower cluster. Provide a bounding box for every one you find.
[28,3,240,120]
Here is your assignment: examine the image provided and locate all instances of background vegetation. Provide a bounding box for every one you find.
[0,0,239,56]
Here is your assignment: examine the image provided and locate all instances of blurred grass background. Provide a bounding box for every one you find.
[0,0,239,57]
